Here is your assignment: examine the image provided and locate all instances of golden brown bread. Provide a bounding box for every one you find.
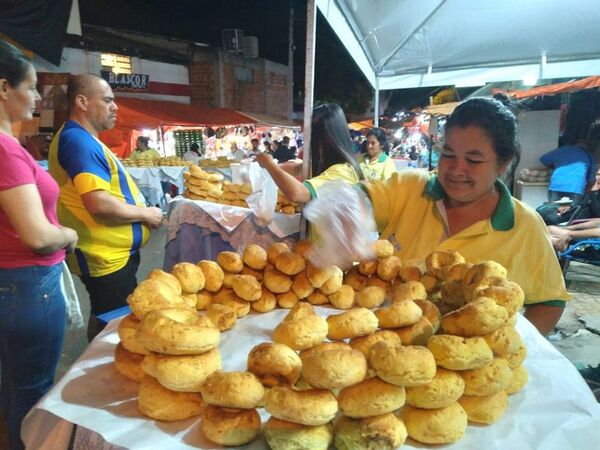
[127,279,192,320]
[301,348,367,390]
[458,390,509,424]
[393,317,435,346]
[118,313,150,355]
[273,314,328,350]
[137,375,204,421]
[251,287,277,313]
[202,405,261,446]
[264,267,294,294]
[334,413,407,450]
[197,260,225,292]
[148,269,182,295]
[283,302,315,321]
[343,266,369,291]
[231,274,262,301]
[243,244,268,270]
[200,371,265,409]
[319,266,344,295]
[277,290,300,309]
[370,342,436,387]
[114,343,145,382]
[413,299,442,332]
[247,342,302,387]
[441,296,508,336]
[337,377,406,418]
[375,300,423,329]
[425,250,465,279]
[265,386,338,426]
[267,242,291,264]
[460,358,512,396]
[483,325,523,355]
[292,271,315,299]
[349,331,402,359]
[405,368,465,409]
[205,303,237,331]
[216,251,244,273]
[427,335,493,370]
[329,284,356,309]
[326,308,378,341]
[170,262,205,294]
[506,364,528,394]
[372,239,394,258]
[376,255,401,281]
[356,286,386,308]
[264,417,333,450]
[391,281,427,303]
[400,402,467,444]
[275,251,306,276]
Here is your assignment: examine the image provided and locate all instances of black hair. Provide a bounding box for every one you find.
[190,142,200,151]
[0,40,33,87]
[251,138,259,143]
[311,103,364,179]
[366,127,389,154]
[137,136,149,146]
[445,97,520,168]
[66,73,104,108]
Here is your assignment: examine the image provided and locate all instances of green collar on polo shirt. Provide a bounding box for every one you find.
[423,175,515,231]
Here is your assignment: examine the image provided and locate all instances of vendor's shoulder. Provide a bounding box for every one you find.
[513,197,547,227]
[389,168,430,185]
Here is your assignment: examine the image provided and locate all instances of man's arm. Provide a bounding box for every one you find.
[524,303,565,336]
[81,190,163,228]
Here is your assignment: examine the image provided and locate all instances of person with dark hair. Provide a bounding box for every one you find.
[308,97,569,336]
[540,139,596,202]
[131,135,160,162]
[0,40,78,450]
[272,135,295,163]
[358,127,396,180]
[48,73,162,340]
[256,103,364,202]
[183,142,202,164]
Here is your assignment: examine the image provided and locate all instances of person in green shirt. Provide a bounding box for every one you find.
[130,136,160,161]
[358,128,397,180]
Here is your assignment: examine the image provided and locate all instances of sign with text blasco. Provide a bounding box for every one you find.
[101,71,149,90]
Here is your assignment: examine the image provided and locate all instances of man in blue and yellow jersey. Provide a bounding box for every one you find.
[49,74,162,340]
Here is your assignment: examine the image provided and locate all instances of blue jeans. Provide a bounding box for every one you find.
[0,263,66,450]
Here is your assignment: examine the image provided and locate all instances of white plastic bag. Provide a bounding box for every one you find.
[303,181,376,269]
[246,161,278,225]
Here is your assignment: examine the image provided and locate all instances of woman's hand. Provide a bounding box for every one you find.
[61,226,78,252]
[256,153,274,168]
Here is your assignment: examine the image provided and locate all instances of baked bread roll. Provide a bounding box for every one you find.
[319,266,343,295]
[273,314,328,350]
[458,390,509,424]
[461,358,512,396]
[268,242,291,264]
[356,286,386,308]
[264,417,332,450]
[329,284,355,309]
[136,308,220,355]
[247,342,302,387]
[375,300,423,328]
[400,402,467,444]
[200,371,264,409]
[241,265,263,281]
[141,348,221,392]
[441,296,508,336]
[440,279,467,309]
[148,269,182,295]
[463,261,507,298]
[394,317,435,346]
[358,259,378,276]
[170,262,205,294]
[498,341,527,369]
[294,239,313,258]
[127,279,191,320]
[212,288,251,317]
[221,271,236,288]
[137,375,203,421]
[391,281,426,303]
[205,303,237,331]
[118,313,150,355]
[413,299,442,332]
[349,330,402,359]
[251,287,277,313]
[398,265,422,282]
[377,255,401,281]
[483,325,523,355]
[195,291,213,310]
[114,343,145,382]
[216,251,244,273]
[264,268,293,294]
[445,262,473,282]
[202,405,261,446]
[231,274,262,301]
[334,413,407,450]
[338,377,406,418]
[292,271,315,299]
[277,290,300,309]
[427,335,493,370]
[405,368,465,409]
[197,260,225,292]
[283,302,315,321]
[506,364,528,394]
[306,263,335,288]
[472,279,525,315]
[299,342,352,362]
[370,342,436,387]
[265,386,338,426]
[242,244,268,270]
[307,290,329,306]
[275,251,306,276]
[372,239,394,258]
[301,348,367,390]
[365,276,391,292]
[425,250,465,279]
[343,266,368,291]
[326,308,378,341]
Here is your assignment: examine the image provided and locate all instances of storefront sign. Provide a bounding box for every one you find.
[101,71,150,90]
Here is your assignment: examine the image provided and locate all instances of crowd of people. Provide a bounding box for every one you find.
[1,37,598,450]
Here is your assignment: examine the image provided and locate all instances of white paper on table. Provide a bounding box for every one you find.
[23,310,600,450]
[267,212,301,238]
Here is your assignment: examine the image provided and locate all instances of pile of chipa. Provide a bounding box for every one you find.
[182,165,225,202]
[277,190,302,215]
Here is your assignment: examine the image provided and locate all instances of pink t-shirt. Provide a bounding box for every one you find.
[0,133,66,267]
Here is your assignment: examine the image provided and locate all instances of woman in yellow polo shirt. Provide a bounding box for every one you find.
[358,128,397,180]
[307,97,570,336]
[256,103,364,202]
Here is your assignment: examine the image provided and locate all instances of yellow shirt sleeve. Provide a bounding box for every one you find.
[303,163,360,199]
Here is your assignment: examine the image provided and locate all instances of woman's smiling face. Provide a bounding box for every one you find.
[438,125,508,206]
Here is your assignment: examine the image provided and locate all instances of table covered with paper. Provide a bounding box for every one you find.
[21,308,600,450]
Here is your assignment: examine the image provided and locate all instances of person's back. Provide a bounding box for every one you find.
[540,144,595,200]
[273,144,295,163]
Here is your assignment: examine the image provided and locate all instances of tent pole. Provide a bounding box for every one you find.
[374,76,380,127]
[301,0,316,239]
[159,125,166,157]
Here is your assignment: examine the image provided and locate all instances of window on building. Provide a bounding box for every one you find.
[101,53,132,75]
[234,66,253,82]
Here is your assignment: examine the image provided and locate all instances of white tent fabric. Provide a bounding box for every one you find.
[316,0,600,89]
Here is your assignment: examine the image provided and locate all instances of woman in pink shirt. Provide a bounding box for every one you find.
[0,41,78,450]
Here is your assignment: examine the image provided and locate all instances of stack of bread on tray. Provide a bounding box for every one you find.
[113,239,529,449]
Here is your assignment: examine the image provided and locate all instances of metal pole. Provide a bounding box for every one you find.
[374,76,380,127]
[301,0,316,238]
[287,0,294,122]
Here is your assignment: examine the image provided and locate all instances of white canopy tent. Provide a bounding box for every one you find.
[314,0,600,123]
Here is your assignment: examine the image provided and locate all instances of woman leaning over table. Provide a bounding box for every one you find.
[308,97,570,336]
[256,103,365,202]
[358,127,397,180]
[0,41,78,450]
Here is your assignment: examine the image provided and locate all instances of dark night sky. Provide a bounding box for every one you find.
[79,0,454,113]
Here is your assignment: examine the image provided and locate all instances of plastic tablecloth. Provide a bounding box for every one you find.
[21,310,600,450]
[127,166,189,209]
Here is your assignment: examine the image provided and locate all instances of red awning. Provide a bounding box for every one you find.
[509,75,600,99]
